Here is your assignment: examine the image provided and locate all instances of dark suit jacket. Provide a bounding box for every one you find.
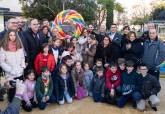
[23,28,44,68]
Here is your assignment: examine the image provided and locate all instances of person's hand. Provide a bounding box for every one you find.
[104,63,109,68]
[15,80,25,95]
[126,44,131,50]
[42,97,46,102]
[10,70,17,76]
[85,48,89,52]
[45,96,49,101]
[101,94,104,97]
[110,89,115,97]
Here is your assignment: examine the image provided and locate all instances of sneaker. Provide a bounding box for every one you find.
[148,101,157,111]
[151,107,157,111]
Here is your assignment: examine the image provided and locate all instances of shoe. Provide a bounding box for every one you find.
[151,107,157,111]
[148,101,157,111]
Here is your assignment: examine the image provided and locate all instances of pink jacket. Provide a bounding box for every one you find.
[23,80,36,102]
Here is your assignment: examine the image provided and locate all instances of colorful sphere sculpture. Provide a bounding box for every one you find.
[54,9,85,39]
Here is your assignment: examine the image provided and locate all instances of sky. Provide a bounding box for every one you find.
[116,0,154,9]
[115,0,154,19]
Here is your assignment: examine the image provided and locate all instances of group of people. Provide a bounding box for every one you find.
[0,17,165,113]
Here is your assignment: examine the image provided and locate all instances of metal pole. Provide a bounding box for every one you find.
[63,0,65,10]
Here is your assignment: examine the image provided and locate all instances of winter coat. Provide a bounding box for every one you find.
[105,68,121,90]
[95,43,121,65]
[35,76,53,101]
[82,43,97,68]
[23,80,36,102]
[55,74,75,101]
[51,46,64,65]
[108,32,122,47]
[122,39,144,64]
[142,38,165,70]
[95,32,106,44]
[139,74,161,99]
[91,75,105,94]
[121,71,140,95]
[0,48,25,79]
[23,28,44,68]
[34,53,55,75]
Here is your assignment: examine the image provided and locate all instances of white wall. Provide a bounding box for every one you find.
[0,15,4,32]
[0,0,22,12]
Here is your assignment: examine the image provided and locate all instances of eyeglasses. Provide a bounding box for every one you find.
[11,22,18,24]
[140,69,148,70]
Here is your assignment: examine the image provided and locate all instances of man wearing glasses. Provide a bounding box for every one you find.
[137,64,161,111]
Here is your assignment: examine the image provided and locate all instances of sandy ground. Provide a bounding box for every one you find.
[0,79,165,114]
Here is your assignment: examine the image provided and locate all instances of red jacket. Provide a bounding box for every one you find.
[34,53,56,75]
[105,68,121,90]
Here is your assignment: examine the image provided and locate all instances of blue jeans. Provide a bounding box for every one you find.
[93,92,104,102]
[38,101,47,110]
[117,91,142,108]
[59,91,73,105]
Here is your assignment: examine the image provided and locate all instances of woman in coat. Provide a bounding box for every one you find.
[82,35,97,68]
[95,35,121,66]
[0,30,26,102]
[122,31,144,65]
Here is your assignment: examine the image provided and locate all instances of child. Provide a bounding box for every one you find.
[51,38,63,65]
[35,67,53,110]
[117,60,142,109]
[35,43,56,75]
[118,58,126,73]
[22,69,37,112]
[55,64,75,105]
[83,63,93,96]
[51,38,63,84]
[71,61,88,100]
[91,68,105,102]
[105,62,121,105]
[137,64,161,111]
[70,37,82,62]
[62,55,74,74]
[82,35,97,68]
[0,30,25,102]
[93,59,104,76]
[61,43,75,60]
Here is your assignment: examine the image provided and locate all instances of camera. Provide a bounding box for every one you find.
[9,80,16,87]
